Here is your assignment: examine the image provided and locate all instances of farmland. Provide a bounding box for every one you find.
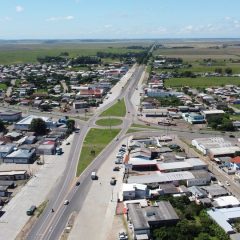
[164,77,240,88]
[0,41,151,64]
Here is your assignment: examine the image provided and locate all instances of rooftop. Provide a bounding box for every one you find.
[127,171,194,185]
[207,207,240,233]
[16,115,53,125]
[5,148,35,159]
[202,185,229,197]
[202,110,225,114]
[128,201,179,230]
[213,196,240,208]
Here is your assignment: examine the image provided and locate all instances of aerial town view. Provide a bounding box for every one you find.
[1,1,240,240]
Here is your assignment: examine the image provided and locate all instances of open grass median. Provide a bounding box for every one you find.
[77,128,120,176]
[96,118,123,126]
[100,99,126,117]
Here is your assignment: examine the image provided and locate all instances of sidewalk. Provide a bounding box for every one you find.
[0,135,74,240]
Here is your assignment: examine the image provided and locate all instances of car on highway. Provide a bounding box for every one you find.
[91,171,98,180]
[113,166,120,171]
[64,200,69,205]
[225,181,230,186]
[119,232,128,240]
[110,177,117,185]
[76,181,80,186]
[66,142,70,145]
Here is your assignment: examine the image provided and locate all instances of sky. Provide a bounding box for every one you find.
[0,0,240,39]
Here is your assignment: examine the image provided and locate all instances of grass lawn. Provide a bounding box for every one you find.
[0,83,7,90]
[165,77,240,88]
[100,99,126,117]
[96,118,123,126]
[76,128,120,176]
[231,104,240,110]
[230,114,240,121]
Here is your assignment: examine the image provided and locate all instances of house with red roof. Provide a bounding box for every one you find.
[230,156,240,170]
[78,88,103,98]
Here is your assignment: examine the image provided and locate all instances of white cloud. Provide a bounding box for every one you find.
[104,24,112,29]
[64,16,74,20]
[46,16,74,22]
[225,16,231,21]
[16,5,24,13]
[0,16,12,22]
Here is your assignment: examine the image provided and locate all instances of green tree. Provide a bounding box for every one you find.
[215,68,223,74]
[66,119,75,134]
[195,233,211,240]
[30,118,47,135]
[0,120,6,132]
[225,67,233,75]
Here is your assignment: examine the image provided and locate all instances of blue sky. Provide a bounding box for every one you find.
[0,0,240,39]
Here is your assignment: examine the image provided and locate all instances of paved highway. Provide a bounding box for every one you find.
[24,55,240,239]
[26,64,146,240]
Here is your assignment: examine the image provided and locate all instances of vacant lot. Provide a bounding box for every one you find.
[165,77,240,88]
[76,128,120,176]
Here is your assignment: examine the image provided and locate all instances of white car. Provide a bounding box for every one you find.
[119,232,128,240]
[225,181,230,186]
[64,200,69,205]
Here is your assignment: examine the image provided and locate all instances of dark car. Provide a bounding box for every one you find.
[229,134,235,138]
[113,166,120,171]
[110,177,117,185]
[76,181,80,186]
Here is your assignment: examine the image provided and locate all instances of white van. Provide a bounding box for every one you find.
[91,172,97,180]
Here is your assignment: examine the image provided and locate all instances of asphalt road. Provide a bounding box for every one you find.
[26,64,145,240]
[24,60,240,240]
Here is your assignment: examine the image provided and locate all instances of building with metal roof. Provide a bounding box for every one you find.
[3,148,36,164]
[213,196,240,208]
[127,201,179,239]
[15,115,57,131]
[207,207,240,234]
[202,185,229,199]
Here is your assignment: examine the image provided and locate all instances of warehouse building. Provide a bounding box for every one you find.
[127,201,179,239]
[0,110,22,122]
[207,207,240,234]
[15,115,57,131]
[0,170,28,180]
[202,110,225,121]
[3,148,36,164]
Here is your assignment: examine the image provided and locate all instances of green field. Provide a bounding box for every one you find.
[0,42,149,64]
[100,99,126,117]
[165,77,240,88]
[96,118,123,126]
[0,83,7,90]
[76,128,120,176]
